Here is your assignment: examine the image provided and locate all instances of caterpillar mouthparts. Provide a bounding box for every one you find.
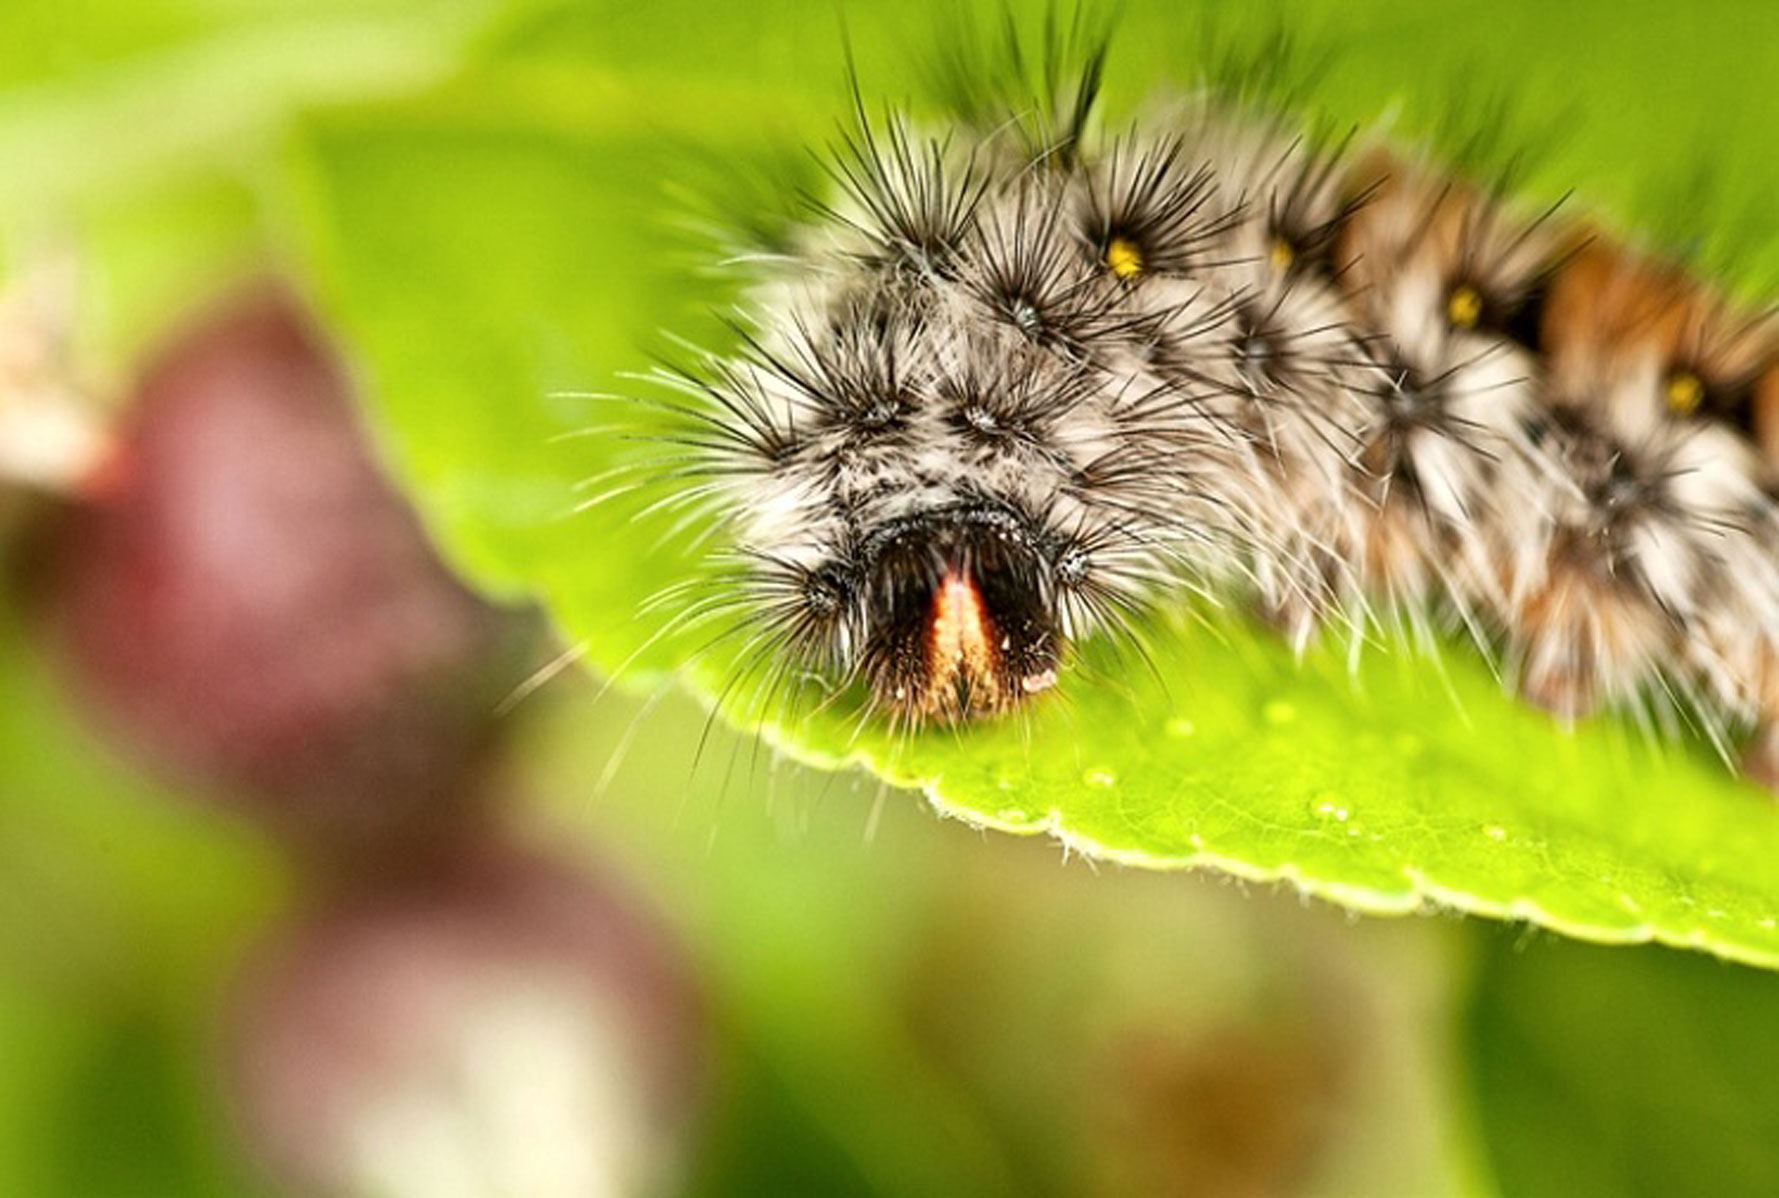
[638,36,1779,792]
[856,504,1061,721]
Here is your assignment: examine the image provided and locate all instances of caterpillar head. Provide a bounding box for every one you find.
[654,105,1267,726]
[673,308,1218,724]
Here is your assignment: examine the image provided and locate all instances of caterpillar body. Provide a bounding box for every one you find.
[642,35,1779,794]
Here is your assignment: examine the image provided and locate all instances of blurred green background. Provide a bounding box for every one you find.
[6,1,1779,1195]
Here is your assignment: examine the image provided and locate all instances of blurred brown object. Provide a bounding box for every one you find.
[1091,1021,1343,1198]
[31,286,537,856]
[229,844,705,1197]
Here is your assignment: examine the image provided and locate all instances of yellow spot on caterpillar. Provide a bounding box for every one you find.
[1268,238,1295,272]
[1105,237,1144,279]
[1446,284,1483,329]
[1665,371,1705,416]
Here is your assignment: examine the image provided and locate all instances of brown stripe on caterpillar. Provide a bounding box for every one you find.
[1751,368,1779,465]
[1539,239,1777,432]
[1524,237,1779,743]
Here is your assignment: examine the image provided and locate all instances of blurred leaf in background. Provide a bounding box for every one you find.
[1467,933,1779,1198]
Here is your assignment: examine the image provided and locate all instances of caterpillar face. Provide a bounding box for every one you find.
[641,41,1779,792]
[686,249,1245,721]
[839,502,1062,720]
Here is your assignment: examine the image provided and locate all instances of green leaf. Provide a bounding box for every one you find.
[285,0,1779,968]
[0,609,282,1196]
[0,0,531,378]
[1464,931,1779,1196]
[0,0,509,215]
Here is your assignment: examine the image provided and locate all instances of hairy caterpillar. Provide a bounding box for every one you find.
[634,21,1779,794]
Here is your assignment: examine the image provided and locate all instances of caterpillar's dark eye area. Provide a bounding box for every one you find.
[1268,226,1345,281]
[1662,360,1759,433]
[1268,213,1347,279]
[856,508,1060,722]
[1268,235,1299,274]
[1499,280,1550,352]
[1443,276,1550,351]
